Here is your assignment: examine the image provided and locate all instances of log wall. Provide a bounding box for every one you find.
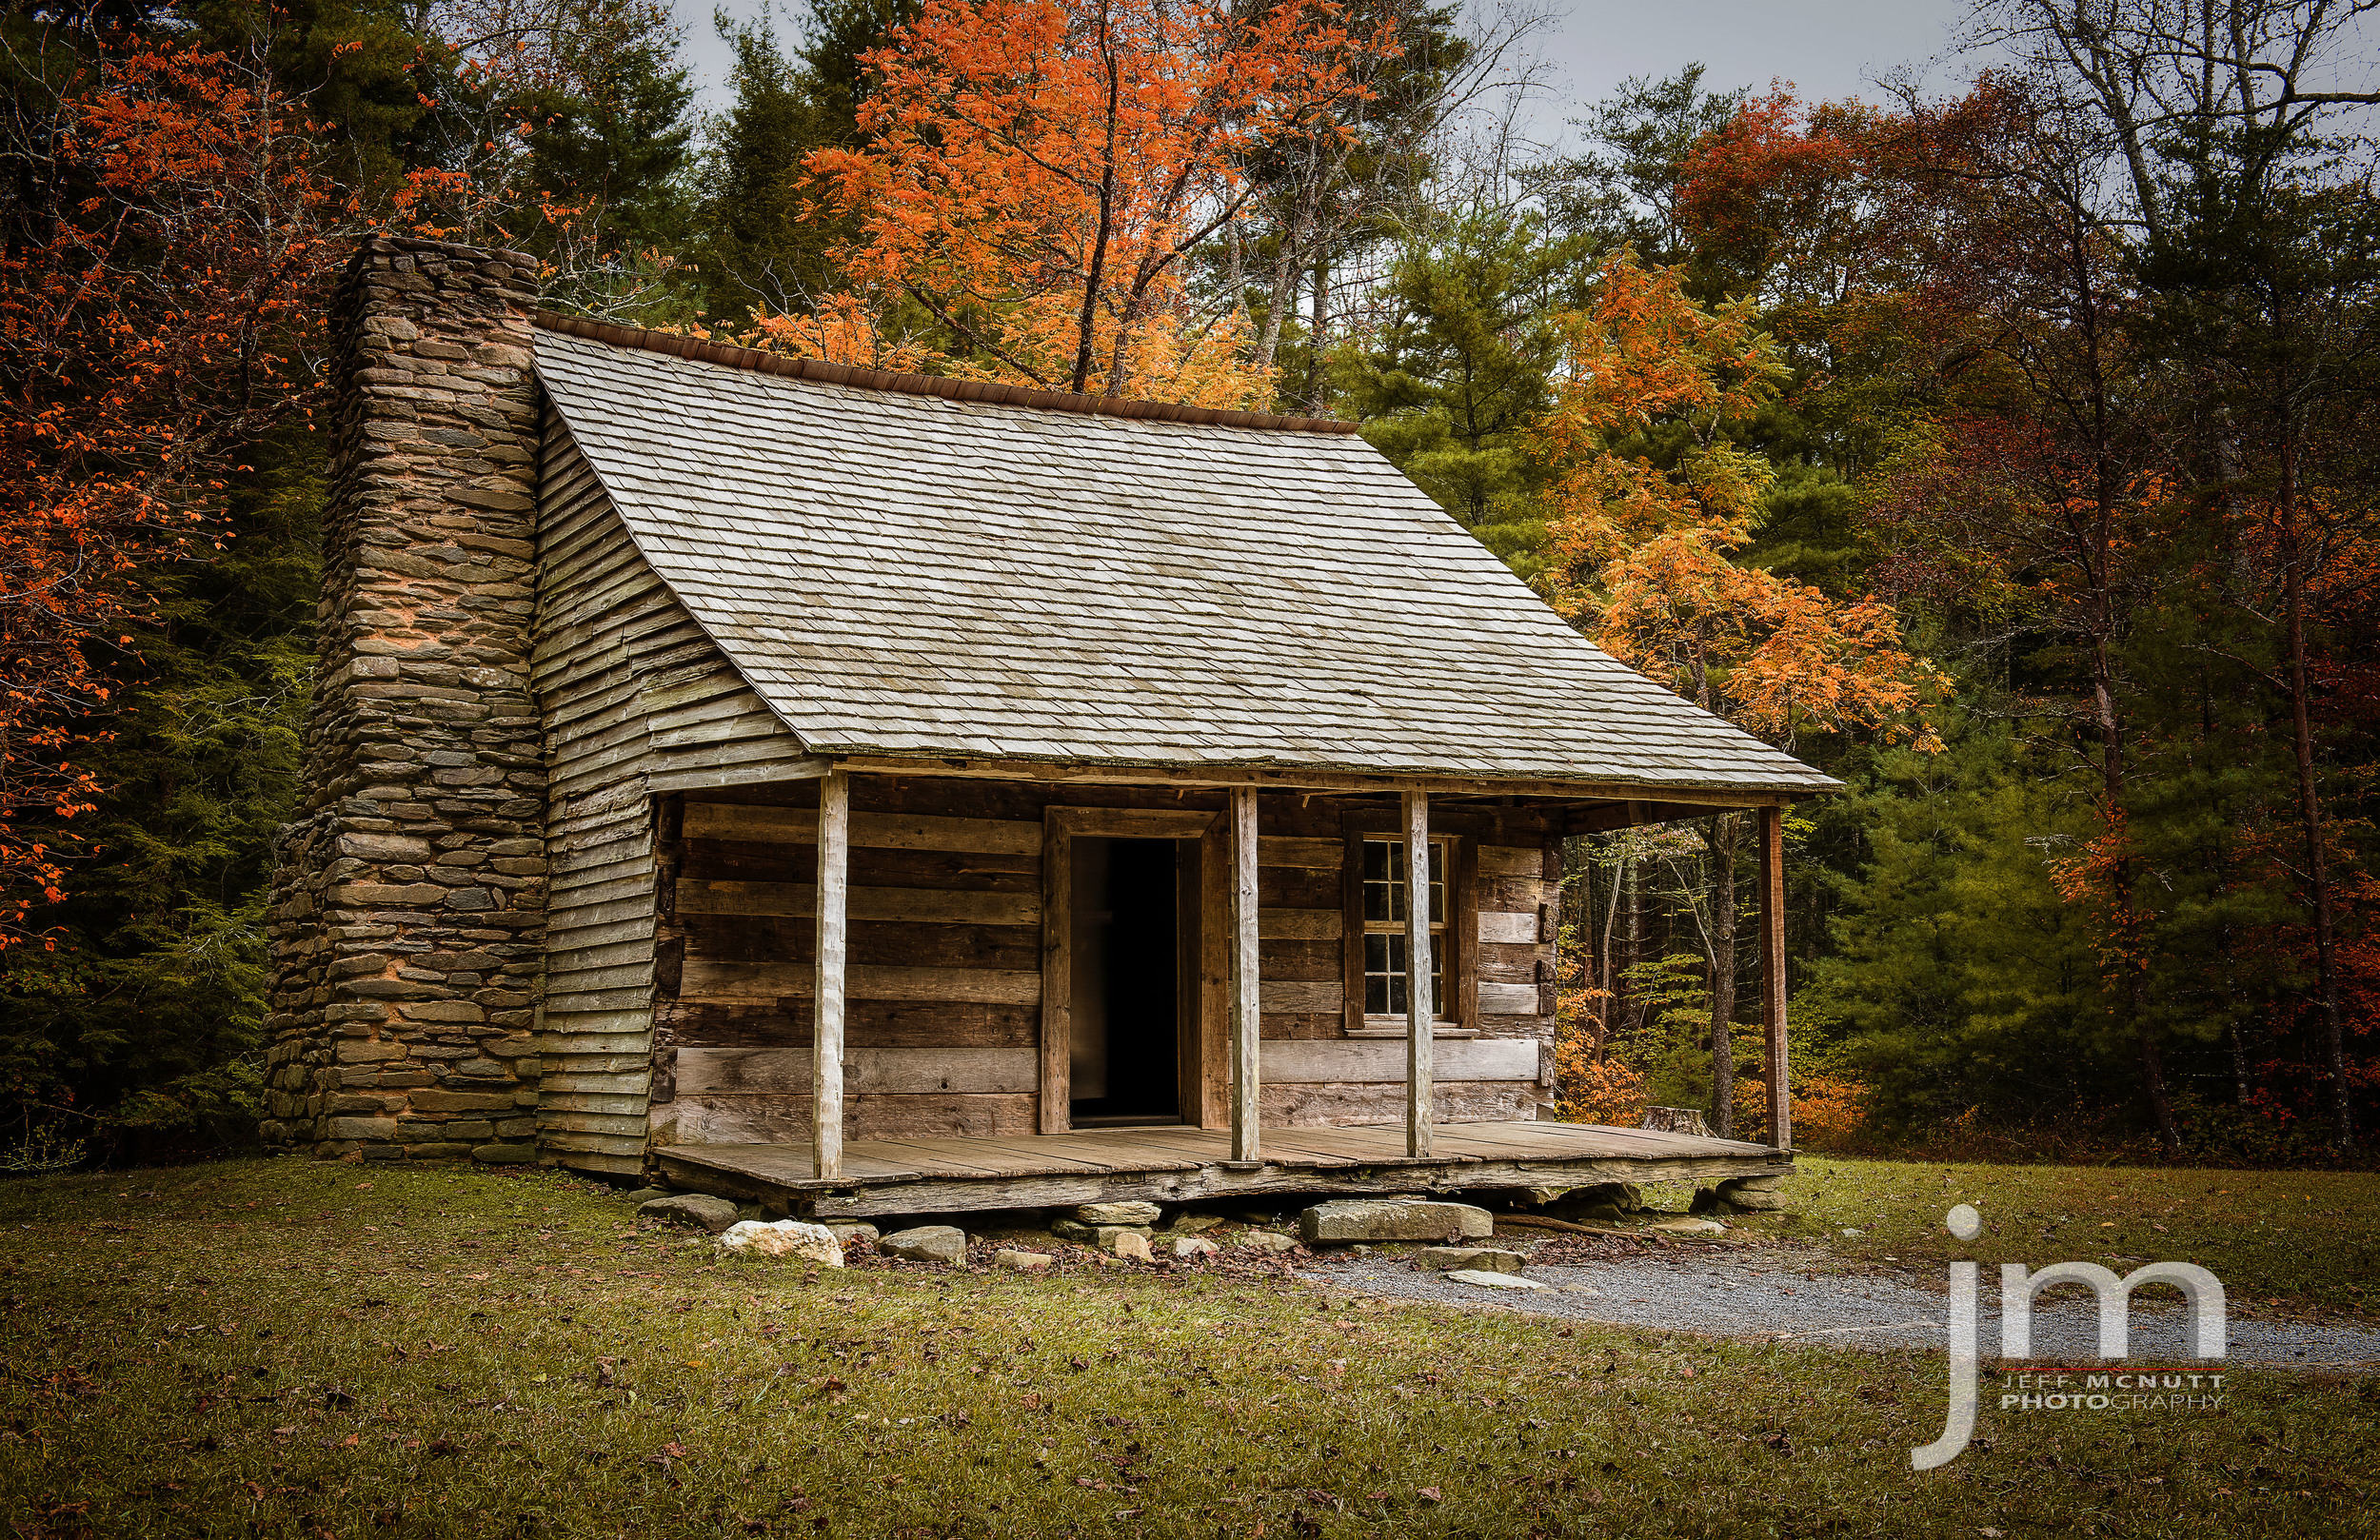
[531,421,822,1175]
[656,778,1562,1141]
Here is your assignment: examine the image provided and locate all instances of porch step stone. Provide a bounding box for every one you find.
[1716,1177,1787,1213]
[1547,1182,1643,1221]
[879,1225,968,1265]
[1076,1201,1161,1226]
[1051,1218,1154,1251]
[1449,1269,1547,1292]
[1414,1246,1526,1273]
[1299,1198,1491,1246]
[639,1194,739,1234]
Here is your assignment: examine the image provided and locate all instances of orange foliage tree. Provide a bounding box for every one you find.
[0,31,347,947]
[1536,250,1939,1134]
[779,0,1384,405]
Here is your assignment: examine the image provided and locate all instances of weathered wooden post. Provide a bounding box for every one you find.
[813,770,851,1179]
[1759,804,1791,1150]
[1228,786,1261,1162]
[1404,789,1434,1157]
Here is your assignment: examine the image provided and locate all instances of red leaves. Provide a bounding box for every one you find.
[0,31,347,944]
[769,0,1381,405]
[1536,254,1942,751]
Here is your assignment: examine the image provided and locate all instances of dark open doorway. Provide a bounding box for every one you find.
[1068,837,1185,1125]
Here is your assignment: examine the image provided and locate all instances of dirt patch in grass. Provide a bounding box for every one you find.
[0,1158,2372,1537]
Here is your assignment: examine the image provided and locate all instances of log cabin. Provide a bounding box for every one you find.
[261,237,1835,1218]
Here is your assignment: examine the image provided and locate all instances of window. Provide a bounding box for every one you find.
[1360,838,1449,1017]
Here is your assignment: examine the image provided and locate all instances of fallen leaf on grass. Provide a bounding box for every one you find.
[1417,1487,1441,1504]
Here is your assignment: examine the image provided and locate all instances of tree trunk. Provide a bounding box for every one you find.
[1623,854,1644,1040]
[1306,253,1328,414]
[2092,631,2178,1155]
[1249,204,1308,378]
[1705,815,1737,1138]
[2278,446,2353,1148]
[1072,4,1121,396]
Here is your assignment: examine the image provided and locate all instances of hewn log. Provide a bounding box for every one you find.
[1260,1037,1536,1082]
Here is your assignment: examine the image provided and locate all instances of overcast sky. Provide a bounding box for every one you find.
[672,0,1993,147]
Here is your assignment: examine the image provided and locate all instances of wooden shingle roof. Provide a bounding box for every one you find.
[533,322,1835,795]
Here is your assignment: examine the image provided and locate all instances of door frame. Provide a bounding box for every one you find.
[1040,806,1222,1134]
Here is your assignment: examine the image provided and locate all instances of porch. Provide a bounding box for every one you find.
[653,1117,1791,1219]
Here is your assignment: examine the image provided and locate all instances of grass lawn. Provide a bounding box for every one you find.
[2,1157,2372,1538]
[1742,1157,2380,1321]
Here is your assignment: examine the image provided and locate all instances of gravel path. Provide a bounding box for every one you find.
[1299,1250,2380,1369]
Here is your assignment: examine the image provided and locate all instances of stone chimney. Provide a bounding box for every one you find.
[261,237,549,1162]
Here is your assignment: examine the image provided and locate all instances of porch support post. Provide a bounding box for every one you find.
[1403,789,1433,1157]
[813,769,850,1180]
[1758,803,1791,1150]
[1228,786,1261,1162]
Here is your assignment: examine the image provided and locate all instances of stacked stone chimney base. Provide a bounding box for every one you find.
[260,238,549,1162]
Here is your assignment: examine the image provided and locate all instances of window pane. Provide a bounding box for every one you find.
[1362,839,1402,922]
[1363,839,1452,925]
[1363,931,1445,1018]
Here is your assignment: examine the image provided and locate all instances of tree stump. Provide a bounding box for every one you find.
[1639,1105,1713,1137]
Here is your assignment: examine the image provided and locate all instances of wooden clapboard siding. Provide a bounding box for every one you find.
[531,415,818,1170]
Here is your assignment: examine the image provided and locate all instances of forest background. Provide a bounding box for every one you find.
[2,0,2374,1170]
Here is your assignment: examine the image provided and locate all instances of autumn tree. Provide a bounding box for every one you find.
[2132,143,2380,1149]
[0,27,347,951]
[782,0,1385,404]
[1537,251,1939,1134]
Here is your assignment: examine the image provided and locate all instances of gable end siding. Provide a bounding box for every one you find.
[532,410,815,1174]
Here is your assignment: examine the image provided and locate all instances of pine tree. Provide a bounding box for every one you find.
[696,0,915,325]
[1335,203,1574,581]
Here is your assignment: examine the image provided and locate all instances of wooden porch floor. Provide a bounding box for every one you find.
[655,1120,1790,1219]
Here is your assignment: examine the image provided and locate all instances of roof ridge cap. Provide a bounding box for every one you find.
[532,311,1360,435]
